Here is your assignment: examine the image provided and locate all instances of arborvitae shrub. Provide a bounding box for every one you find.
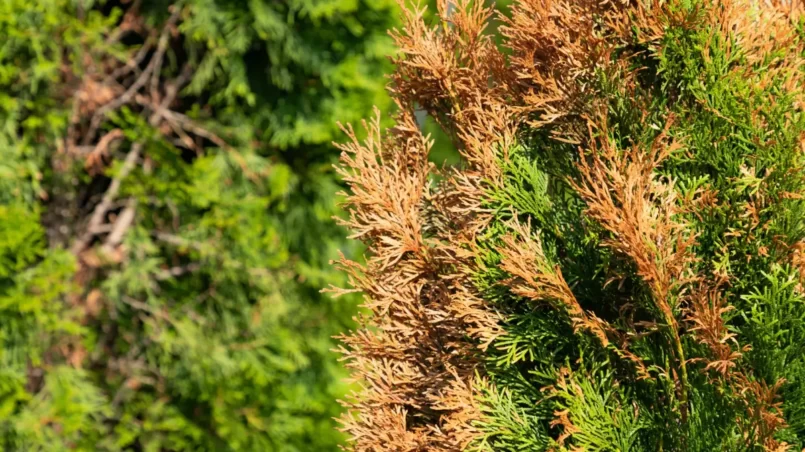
[334,0,805,450]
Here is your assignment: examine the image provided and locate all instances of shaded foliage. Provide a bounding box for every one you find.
[0,0,395,450]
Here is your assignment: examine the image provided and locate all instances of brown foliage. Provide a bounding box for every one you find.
[328,3,533,447]
[501,0,625,127]
[572,112,694,311]
[684,281,744,376]
[331,108,501,450]
[497,220,655,380]
[391,0,515,178]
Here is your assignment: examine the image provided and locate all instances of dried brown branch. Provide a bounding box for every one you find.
[104,34,155,83]
[73,54,194,257]
[499,221,610,344]
[390,0,515,180]
[497,220,652,379]
[570,110,695,419]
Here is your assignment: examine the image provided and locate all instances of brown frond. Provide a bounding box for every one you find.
[684,280,789,448]
[341,404,430,452]
[547,367,588,448]
[428,369,488,450]
[699,0,805,120]
[735,375,789,451]
[570,110,697,417]
[498,222,589,332]
[391,0,515,178]
[572,112,695,308]
[683,280,742,377]
[334,108,432,272]
[790,240,805,294]
[501,0,630,128]
[498,220,652,378]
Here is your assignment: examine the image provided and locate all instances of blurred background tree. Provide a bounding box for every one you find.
[0,0,396,450]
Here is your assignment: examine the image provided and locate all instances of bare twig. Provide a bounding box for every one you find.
[149,5,187,105]
[104,35,155,83]
[155,263,202,281]
[121,296,170,321]
[69,145,97,155]
[88,223,115,235]
[71,142,143,255]
[102,198,137,253]
[152,231,204,251]
[82,63,152,146]
[149,37,170,105]
[155,108,229,149]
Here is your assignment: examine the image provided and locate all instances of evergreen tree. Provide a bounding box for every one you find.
[334,0,805,450]
[0,0,395,450]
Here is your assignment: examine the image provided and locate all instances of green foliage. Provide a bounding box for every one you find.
[548,366,644,451]
[0,203,86,450]
[0,0,396,450]
[471,379,548,451]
